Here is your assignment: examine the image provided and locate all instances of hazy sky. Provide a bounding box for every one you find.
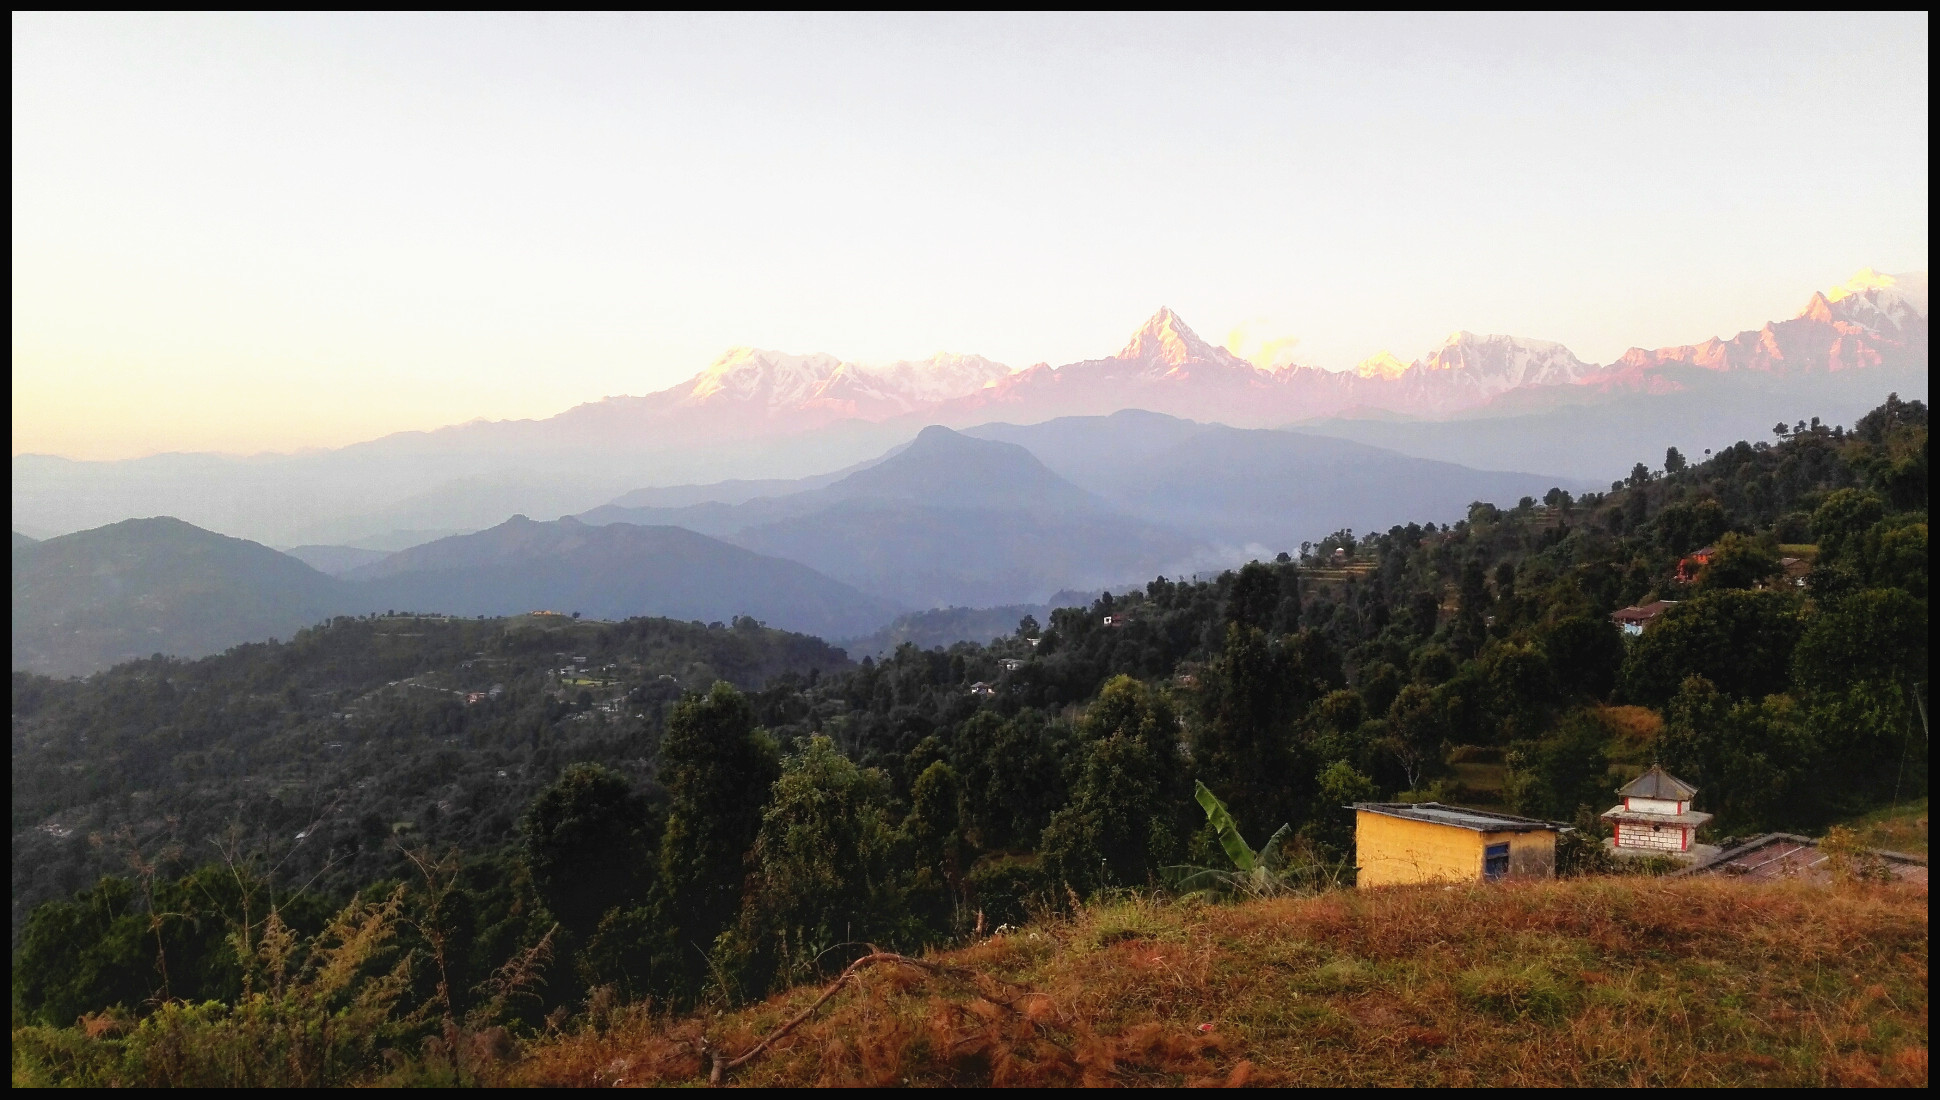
[12,13,1930,459]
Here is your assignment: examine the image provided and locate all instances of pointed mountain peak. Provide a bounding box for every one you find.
[1117,307,1226,365]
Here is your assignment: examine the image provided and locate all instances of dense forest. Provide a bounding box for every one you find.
[11,395,1927,1071]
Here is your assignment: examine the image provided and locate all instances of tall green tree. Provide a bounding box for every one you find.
[732,737,908,993]
[521,763,658,941]
[1039,677,1183,895]
[656,682,778,992]
[953,711,1067,852]
[1194,626,1315,837]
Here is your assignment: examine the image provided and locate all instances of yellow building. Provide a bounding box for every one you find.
[1353,802,1564,888]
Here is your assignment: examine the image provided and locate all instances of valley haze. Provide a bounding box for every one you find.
[10,275,1929,677]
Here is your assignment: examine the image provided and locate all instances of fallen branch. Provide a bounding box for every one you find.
[707,950,995,1086]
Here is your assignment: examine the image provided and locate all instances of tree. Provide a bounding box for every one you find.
[733,737,908,992]
[521,763,657,941]
[954,711,1066,852]
[1039,678,1183,895]
[1384,683,1445,790]
[1358,661,1403,718]
[1227,559,1300,634]
[1694,531,1780,591]
[12,877,152,1025]
[1664,446,1687,474]
[656,682,779,994]
[1653,497,1729,555]
[1657,676,1816,832]
[1539,616,1623,700]
[1194,627,1313,835]
[1504,710,1611,820]
[1308,760,1377,856]
[1793,588,1929,696]
[1619,589,1803,706]
[1483,642,1557,742]
[1810,489,1887,565]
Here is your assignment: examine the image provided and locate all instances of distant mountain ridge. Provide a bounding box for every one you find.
[583,426,1210,608]
[12,518,345,678]
[347,516,896,638]
[963,411,1580,552]
[10,271,1925,548]
[13,516,900,676]
[513,269,1929,436]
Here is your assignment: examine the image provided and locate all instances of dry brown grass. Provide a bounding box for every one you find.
[1849,799,1930,857]
[503,877,1927,1088]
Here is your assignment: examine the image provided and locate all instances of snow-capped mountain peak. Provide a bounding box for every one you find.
[1820,268,1929,335]
[1117,307,1234,366]
[1415,332,1594,387]
[681,347,1010,412]
[862,353,1014,403]
[1354,351,1411,380]
[686,348,845,404]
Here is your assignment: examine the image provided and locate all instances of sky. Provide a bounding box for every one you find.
[11,13,1930,459]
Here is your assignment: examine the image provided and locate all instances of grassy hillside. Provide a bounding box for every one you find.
[501,877,1926,1087]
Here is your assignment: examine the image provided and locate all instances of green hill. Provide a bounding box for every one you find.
[11,517,344,678]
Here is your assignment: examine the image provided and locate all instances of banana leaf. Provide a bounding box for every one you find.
[1257,823,1294,873]
[1194,780,1256,872]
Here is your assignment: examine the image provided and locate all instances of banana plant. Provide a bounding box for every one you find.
[1163,781,1294,899]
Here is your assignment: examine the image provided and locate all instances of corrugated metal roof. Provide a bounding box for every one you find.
[1618,764,1698,801]
[1682,832,1929,885]
[1352,802,1562,834]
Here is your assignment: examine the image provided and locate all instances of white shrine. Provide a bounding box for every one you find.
[1602,765,1713,859]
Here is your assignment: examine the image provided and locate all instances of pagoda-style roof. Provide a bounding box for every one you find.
[1602,805,1713,828]
[1618,764,1697,801]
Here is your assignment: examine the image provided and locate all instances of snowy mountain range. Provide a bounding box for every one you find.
[543,269,1926,435]
[11,270,1926,549]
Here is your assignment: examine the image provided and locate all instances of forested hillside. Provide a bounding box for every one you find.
[10,395,1927,1083]
[10,614,851,927]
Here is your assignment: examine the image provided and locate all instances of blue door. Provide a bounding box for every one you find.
[1484,842,1510,881]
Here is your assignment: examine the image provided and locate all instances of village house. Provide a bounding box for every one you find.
[1601,765,1716,863]
[968,681,996,697]
[1778,556,1811,587]
[1352,802,1565,888]
[998,658,1025,672]
[1674,546,1716,584]
[1610,599,1677,636]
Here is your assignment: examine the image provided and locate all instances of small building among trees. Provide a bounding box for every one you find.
[1353,802,1565,888]
[1601,765,1714,862]
[1610,599,1678,636]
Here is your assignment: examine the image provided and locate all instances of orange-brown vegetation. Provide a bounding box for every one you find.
[1596,705,1664,764]
[503,876,1927,1087]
